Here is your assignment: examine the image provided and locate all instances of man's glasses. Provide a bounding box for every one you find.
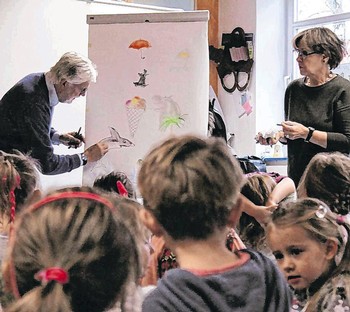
[293,49,320,59]
[66,81,88,96]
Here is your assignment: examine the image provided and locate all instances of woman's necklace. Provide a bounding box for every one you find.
[305,72,335,87]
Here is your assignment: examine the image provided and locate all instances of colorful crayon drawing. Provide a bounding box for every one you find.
[238,92,253,118]
[129,39,151,59]
[125,96,146,137]
[152,95,186,131]
[170,50,191,72]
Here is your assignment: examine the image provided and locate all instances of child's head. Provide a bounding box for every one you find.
[93,171,135,198]
[0,150,40,223]
[239,173,276,249]
[94,172,150,276]
[4,186,141,312]
[266,198,349,292]
[241,173,276,206]
[138,135,244,240]
[298,152,350,215]
[113,196,152,279]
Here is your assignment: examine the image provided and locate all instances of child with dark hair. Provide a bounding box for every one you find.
[93,172,154,299]
[138,134,291,311]
[2,186,142,312]
[93,171,135,199]
[266,198,350,311]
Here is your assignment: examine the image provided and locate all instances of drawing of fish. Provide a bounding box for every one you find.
[100,126,135,149]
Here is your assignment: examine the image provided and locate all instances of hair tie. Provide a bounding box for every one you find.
[9,175,21,223]
[116,181,128,197]
[9,191,114,299]
[9,190,16,223]
[35,267,69,285]
[336,215,346,225]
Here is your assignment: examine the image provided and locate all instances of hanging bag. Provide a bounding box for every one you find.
[209,27,254,93]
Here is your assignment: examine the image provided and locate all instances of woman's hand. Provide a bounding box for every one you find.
[255,130,284,145]
[281,121,308,140]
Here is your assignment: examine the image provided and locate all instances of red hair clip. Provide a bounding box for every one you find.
[35,267,69,285]
[116,181,128,197]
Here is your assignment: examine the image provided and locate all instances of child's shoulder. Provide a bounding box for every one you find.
[142,251,291,312]
[162,249,283,286]
[317,271,350,311]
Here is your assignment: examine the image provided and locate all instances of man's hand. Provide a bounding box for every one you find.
[59,131,85,149]
[84,142,109,163]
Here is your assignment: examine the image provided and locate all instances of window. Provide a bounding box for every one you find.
[290,0,350,80]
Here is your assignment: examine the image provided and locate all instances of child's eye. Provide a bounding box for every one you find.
[290,248,303,256]
[273,252,283,260]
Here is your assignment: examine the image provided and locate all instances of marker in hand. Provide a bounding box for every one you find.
[68,127,84,149]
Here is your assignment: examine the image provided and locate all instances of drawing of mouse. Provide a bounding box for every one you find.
[100,126,135,149]
[133,69,148,87]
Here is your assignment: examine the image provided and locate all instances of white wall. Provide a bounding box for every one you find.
[0,0,173,193]
[218,0,287,157]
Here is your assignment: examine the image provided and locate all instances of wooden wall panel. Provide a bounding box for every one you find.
[195,0,219,94]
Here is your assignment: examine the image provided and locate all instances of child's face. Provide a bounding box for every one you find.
[267,224,334,290]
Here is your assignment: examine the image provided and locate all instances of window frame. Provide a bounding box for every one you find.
[288,1,350,81]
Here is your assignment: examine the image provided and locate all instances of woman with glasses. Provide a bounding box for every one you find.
[256,27,350,186]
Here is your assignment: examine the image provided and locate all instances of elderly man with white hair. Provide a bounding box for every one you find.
[0,52,108,175]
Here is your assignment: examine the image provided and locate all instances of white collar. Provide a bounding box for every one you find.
[45,72,59,107]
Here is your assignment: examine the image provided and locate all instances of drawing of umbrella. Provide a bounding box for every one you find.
[129,39,151,59]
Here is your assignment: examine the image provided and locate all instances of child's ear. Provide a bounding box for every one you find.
[227,196,243,227]
[139,208,164,236]
[325,239,338,260]
[322,54,330,64]
[26,189,42,206]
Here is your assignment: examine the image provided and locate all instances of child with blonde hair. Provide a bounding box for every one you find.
[93,171,135,199]
[266,198,350,311]
[2,186,142,312]
[138,134,291,311]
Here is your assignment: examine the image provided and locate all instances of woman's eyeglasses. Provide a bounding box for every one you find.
[294,49,320,59]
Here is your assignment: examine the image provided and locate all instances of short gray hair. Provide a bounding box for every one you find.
[292,27,345,69]
[48,51,98,84]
